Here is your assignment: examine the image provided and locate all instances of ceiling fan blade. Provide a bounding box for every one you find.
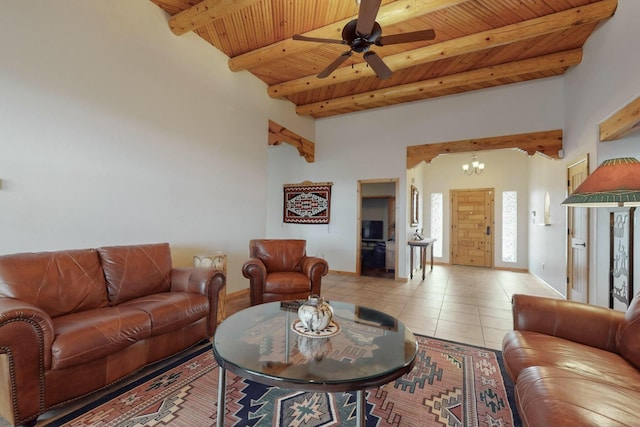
[317,51,352,79]
[377,29,436,46]
[292,34,345,45]
[363,51,392,80]
[356,0,382,36]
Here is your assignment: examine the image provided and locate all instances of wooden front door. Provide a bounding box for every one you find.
[451,189,494,267]
[567,156,590,303]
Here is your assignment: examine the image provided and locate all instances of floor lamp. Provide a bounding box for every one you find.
[562,158,640,308]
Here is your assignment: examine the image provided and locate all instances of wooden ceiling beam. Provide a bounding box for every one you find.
[269,0,616,99]
[600,95,640,141]
[227,0,470,72]
[297,49,583,118]
[406,130,564,170]
[268,120,315,163]
[168,0,257,36]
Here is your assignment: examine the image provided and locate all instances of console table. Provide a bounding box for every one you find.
[408,238,436,280]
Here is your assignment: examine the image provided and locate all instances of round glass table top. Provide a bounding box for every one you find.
[213,300,417,392]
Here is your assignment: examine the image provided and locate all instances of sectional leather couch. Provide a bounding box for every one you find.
[502,293,640,426]
[0,243,225,426]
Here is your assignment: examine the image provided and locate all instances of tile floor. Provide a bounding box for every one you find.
[228,264,562,350]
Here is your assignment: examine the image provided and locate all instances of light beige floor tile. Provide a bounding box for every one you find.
[436,319,483,338]
[400,304,441,319]
[436,331,485,348]
[478,306,512,320]
[401,316,438,337]
[443,295,477,306]
[480,315,513,330]
[482,326,511,344]
[440,302,479,315]
[484,340,504,350]
[475,298,512,311]
[438,310,480,325]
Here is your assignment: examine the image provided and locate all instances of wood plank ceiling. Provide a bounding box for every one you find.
[149,0,617,119]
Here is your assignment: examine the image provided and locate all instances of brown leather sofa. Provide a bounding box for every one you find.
[502,294,640,427]
[0,243,225,427]
[242,239,328,305]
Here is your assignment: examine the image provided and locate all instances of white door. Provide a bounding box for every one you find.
[567,156,589,303]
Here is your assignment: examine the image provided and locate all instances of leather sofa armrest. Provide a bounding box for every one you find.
[512,294,624,352]
[301,256,329,297]
[242,258,267,279]
[242,258,267,306]
[0,298,55,425]
[300,256,329,279]
[170,268,226,335]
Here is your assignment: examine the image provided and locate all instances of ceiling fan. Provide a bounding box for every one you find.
[292,0,436,80]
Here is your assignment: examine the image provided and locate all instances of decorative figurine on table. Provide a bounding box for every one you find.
[413,228,424,241]
[298,295,333,332]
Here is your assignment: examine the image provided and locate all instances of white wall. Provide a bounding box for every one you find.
[267,79,564,278]
[527,154,567,294]
[0,0,313,294]
[561,0,640,306]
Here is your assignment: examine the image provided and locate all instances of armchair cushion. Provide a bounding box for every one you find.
[250,239,306,272]
[264,272,313,294]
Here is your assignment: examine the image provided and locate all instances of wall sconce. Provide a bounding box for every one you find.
[462,153,485,175]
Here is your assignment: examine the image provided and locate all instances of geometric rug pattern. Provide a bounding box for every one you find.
[44,335,520,427]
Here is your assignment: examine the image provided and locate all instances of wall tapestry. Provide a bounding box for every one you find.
[610,208,635,310]
[283,181,332,224]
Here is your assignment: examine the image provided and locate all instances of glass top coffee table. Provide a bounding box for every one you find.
[213,300,417,427]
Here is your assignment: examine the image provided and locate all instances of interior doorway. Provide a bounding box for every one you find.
[567,155,590,303]
[450,188,495,267]
[358,179,398,279]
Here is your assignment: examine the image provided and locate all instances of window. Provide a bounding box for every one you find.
[502,191,517,262]
[430,193,443,257]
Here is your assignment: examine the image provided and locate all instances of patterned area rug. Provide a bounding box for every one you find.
[43,336,520,427]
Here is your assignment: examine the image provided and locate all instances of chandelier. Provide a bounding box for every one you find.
[462,153,485,175]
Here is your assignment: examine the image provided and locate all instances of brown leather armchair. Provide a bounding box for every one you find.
[242,239,329,305]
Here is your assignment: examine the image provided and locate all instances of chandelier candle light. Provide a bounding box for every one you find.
[462,153,485,175]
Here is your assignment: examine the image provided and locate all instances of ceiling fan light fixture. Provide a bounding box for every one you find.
[292,0,435,79]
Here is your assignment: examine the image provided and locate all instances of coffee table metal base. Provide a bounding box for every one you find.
[217,366,367,427]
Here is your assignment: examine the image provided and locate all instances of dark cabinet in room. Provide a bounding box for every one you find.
[361,241,386,268]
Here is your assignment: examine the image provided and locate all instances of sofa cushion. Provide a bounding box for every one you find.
[503,330,640,389]
[51,306,151,370]
[120,292,210,336]
[617,292,640,369]
[98,243,172,305]
[516,366,640,427]
[0,249,108,318]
